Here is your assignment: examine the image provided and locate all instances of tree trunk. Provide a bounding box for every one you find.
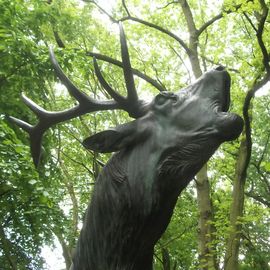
[224,137,247,270]
[179,2,217,268]
[53,230,73,270]
[196,165,217,270]
[59,161,79,269]
[223,57,270,267]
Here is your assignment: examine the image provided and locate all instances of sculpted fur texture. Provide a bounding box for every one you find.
[10,23,243,270]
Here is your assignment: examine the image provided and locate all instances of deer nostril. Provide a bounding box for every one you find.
[215,65,225,71]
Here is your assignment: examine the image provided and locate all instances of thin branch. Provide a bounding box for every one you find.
[157,1,179,10]
[84,0,190,87]
[197,13,223,36]
[62,127,83,144]
[250,161,270,191]
[245,191,270,207]
[257,132,270,168]
[153,252,163,264]
[197,1,253,37]
[159,222,197,249]
[201,27,209,72]
[170,45,192,82]
[84,0,117,22]
[122,0,131,17]
[61,150,95,176]
[199,54,240,73]
[63,127,105,167]
[119,16,191,55]
[91,0,190,54]
[243,12,257,32]
[55,127,61,167]
[150,63,168,91]
[241,14,256,59]
[84,50,166,92]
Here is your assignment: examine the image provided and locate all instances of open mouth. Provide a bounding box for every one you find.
[214,66,231,112]
[211,66,244,141]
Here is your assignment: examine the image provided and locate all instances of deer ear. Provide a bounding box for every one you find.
[82,121,139,153]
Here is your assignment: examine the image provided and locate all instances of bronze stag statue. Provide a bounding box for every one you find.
[10,23,243,270]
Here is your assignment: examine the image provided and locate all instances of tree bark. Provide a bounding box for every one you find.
[224,76,270,270]
[224,0,269,268]
[59,161,79,269]
[179,1,217,268]
[53,229,73,270]
[224,138,247,270]
[196,166,217,270]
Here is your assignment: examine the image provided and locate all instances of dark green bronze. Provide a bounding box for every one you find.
[10,23,243,270]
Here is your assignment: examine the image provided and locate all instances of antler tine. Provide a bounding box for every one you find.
[49,47,94,104]
[9,116,33,133]
[93,27,148,119]
[21,93,49,116]
[9,48,124,167]
[119,22,138,103]
[10,27,151,166]
[93,57,126,106]
[9,115,43,167]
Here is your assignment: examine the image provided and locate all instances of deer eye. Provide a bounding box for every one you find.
[154,92,178,106]
[155,94,168,105]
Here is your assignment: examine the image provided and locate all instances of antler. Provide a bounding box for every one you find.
[9,22,149,167]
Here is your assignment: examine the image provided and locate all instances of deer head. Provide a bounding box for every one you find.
[10,23,243,269]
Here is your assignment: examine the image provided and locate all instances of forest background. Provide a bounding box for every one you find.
[0,0,269,269]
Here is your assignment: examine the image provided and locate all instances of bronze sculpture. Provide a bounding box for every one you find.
[10,23,243,270]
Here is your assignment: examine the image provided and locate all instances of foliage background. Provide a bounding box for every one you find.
[0,0,269,269]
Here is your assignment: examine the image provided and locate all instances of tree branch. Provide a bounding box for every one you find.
[61,150,95,177]
[150,63,168,91]
[119,16,191,55]
[179,0,198,36]
[158,222,197,249]
[85,50,166,92]
[243,12,257,32]
[251,161,270,192]
[197,13,223,36]
[122,0,131,17]
[83,0,117,22]
[170,45,192,82]
[157,1,179,10]
[199,53,240,73]
[242,73,270,178]
[84,0,191,86]
[53,30,65,48]
[245,191,270,207]
[243,0,269,73]
[256,0,270,73]
[197,2,253,37]
[257,132,270,168]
